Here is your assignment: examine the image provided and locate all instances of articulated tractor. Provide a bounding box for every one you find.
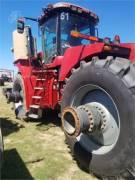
[4,2,135,179]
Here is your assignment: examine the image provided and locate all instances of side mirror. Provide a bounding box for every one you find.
[17,19,25,33]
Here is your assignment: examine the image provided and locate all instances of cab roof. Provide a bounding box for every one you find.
[38,2,99,25]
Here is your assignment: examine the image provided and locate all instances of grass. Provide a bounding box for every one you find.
[0,84,97,180]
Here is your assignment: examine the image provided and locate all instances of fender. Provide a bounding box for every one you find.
[120,43,135,61]
[58,42,135,81]
[58,43,105,81]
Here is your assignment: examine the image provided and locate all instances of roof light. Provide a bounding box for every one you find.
[78,8,83,13]
[71,5,77,11]
[90,12,95,17]
[53,2,70,8]
[103,37,111,44]
[113,35,120,45]
[94,14,98,19]
[47,4,53,9]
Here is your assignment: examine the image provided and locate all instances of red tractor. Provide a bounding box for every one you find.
[6,2,135,179]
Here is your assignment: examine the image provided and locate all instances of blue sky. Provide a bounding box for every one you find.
[0,0,135,71]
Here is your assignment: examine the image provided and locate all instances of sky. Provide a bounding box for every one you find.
[0,0,135,71]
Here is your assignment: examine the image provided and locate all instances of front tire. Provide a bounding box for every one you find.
[13,74,27,120]
[61,57,135,179]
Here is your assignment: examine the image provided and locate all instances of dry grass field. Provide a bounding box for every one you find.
[0,84,97,180]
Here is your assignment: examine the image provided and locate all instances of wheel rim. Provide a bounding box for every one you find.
[70,84,120,155]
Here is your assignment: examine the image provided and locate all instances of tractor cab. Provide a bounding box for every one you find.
[15,2,99,64]
[38,2,99,63]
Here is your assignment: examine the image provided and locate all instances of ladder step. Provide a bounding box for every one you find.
[33,70,57,73]
[32,96,42,99]
[30,105,40,109]
[33,70,46,73]
[28,114,39,119]
[34,87,43,90]
[37,79,46,81]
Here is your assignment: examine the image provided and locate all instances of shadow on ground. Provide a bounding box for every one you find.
[1,148,33,179]
[1,117,24,137]
[35,109,61,131]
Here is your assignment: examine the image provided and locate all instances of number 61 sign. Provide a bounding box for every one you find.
[60,12,69,21]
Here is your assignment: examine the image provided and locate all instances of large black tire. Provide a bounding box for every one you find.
[61,57,135,179]
[13,74,26,120]
[0,124,3,169]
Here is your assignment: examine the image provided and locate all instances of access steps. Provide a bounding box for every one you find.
[28,71,46,119]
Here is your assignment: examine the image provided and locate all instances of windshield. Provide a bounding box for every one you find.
[41,12,96,63]
[60,12,95,53]
[41,16,57,63]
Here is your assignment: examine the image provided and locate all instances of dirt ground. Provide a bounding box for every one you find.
[0,84,97,180]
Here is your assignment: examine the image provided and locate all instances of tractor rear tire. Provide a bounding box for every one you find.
[61,57,135,179]
[13,74,27,120]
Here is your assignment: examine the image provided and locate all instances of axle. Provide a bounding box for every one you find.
[62,103,106,137]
